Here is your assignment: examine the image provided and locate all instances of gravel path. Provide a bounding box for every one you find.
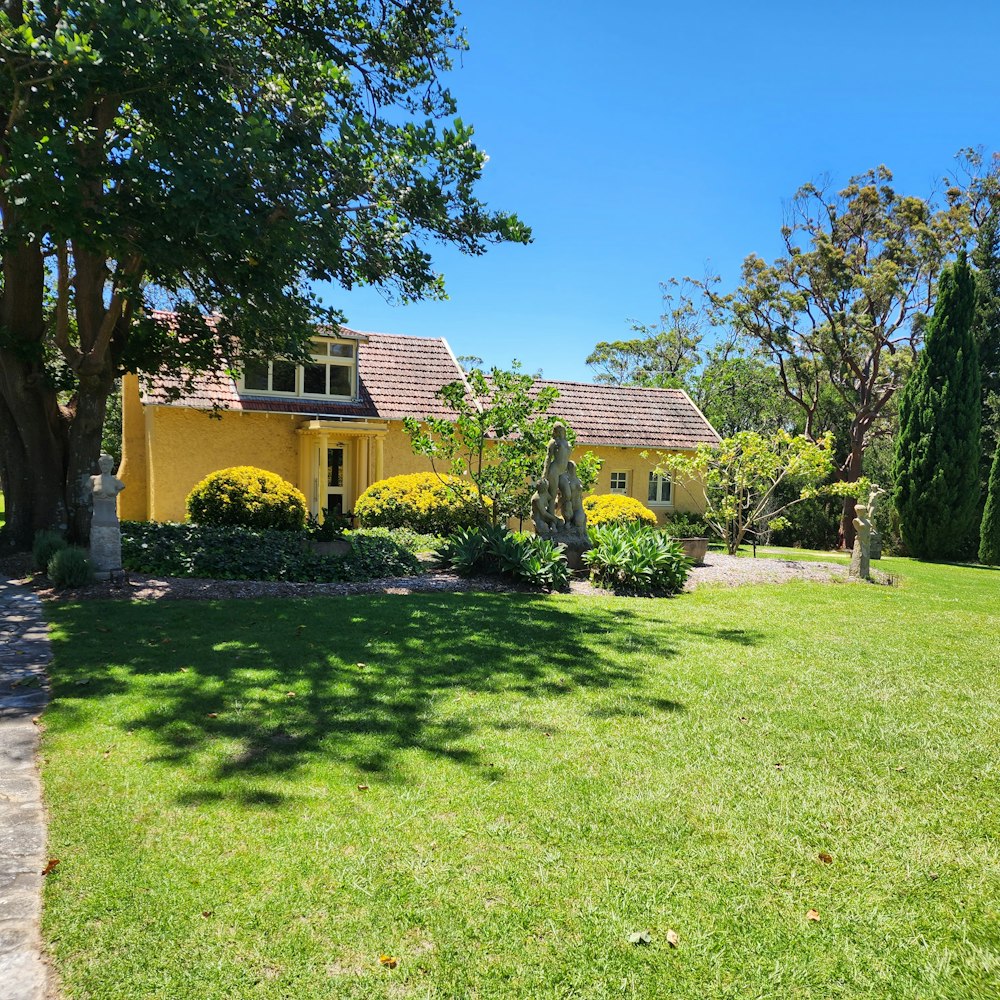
[19,551,847,602]
[683,552,847,590]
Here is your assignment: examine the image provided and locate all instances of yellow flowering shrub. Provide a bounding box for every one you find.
[186,466,307,531]
[583,493,658,527]
[355,472,484,535]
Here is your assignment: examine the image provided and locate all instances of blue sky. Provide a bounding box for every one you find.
[319,1,1000,382]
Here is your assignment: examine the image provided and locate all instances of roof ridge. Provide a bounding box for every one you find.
[535,377,686,394]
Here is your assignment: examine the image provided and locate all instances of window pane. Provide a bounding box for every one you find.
[329,342,354,358]
[648,472,658,502]
[272,361,296,392]
[309,340,328,356]
[244,361,268,391]
[327,448,343,488]
[328,364,352,396]
[661,476,672,503]
[303,363,326,395]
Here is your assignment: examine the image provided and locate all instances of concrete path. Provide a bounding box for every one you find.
[0,579,52,1000]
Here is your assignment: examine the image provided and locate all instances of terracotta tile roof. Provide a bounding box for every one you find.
[140,329,466,421]
[140,321,717,449]
[353,331,468,420]
[537,379,720,451]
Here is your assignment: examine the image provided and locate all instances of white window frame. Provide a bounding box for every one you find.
[647,472,673,506]
[609,471,628,495]
[239,337,357,400]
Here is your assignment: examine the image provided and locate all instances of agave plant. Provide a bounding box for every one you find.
[584,524,691,594]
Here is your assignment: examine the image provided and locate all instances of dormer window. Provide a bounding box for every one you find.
[240,337,357,399]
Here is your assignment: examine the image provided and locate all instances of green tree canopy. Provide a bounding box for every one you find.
[0,0,529,546]
[725,167,959,547]
[893,253,980,560]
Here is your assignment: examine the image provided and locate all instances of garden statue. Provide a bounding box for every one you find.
[533,424,590,567]
[850,502,872,581]
[89,452,125,581]
[867,484,886,561]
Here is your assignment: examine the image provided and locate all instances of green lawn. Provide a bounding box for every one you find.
[41,559,999,999]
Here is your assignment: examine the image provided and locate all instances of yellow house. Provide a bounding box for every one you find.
[119,325,719,524]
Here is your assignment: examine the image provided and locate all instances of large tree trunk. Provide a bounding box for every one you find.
[838,437,865,550]
[0,371,69,549]
[65,377,112,542]
[0,242,112,549]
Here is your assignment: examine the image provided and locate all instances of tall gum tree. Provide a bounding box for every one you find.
[0,0,529,547]
[725,168,958,547]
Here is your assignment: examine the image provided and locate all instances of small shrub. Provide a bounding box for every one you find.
[33,530,68,571]
[47,547,94,589]
[583,494,657,528]
[341,532,422,579]
[660,512,713,538]
[436,525,570,591]
[186,467,307,531]
[354,473,485,535]
[347,526,441,556]
[584,523,690,595]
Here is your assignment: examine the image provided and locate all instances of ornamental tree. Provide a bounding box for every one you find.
[657,430,836,555]
[893,254,981,560]
[0,1,528,547]
[404,364,598,526]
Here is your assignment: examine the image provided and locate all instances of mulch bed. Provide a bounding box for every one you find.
[3,550,852,603]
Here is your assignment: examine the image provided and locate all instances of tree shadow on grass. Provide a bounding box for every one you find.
[47,592,764,804]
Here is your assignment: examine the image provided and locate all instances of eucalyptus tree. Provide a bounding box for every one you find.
[726,167,958,546]
[0,0,528,546]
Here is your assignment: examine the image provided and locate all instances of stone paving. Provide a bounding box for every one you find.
[0,579,52,1000]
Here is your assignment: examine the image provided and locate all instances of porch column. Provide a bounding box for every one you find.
[375,435,384,481]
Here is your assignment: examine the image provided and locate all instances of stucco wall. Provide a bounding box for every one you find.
[146,407,301,522]
[577,444,706,521]
[120,396,706,525]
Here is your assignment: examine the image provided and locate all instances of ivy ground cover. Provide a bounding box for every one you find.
[40,559,999,998]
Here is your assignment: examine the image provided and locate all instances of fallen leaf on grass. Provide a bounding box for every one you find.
[774,763,784,771]
[179,667,188,673]
[894,766,906,772]
[286,691,297,698]
[666,929,679,948]
[806,909,820,922]
[379,954,398,969]
[41,859,60,876]
[627,930,652,945]
[207,712,218,718]
[357,784,369,791]
[202,910,214,918]
[818,852,833,865]
[739,716,749,724]
[356,662,367,668]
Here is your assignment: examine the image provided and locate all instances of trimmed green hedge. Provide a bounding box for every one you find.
[121,522,420,582]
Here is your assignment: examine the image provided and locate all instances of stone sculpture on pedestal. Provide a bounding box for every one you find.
[849,502,872,581]
[532,423,591,568]
[89,453,125,581]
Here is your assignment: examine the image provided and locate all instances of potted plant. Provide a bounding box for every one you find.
[661,514,712,565]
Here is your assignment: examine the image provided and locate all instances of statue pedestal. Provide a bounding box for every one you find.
[549,529,592,571]
[90,525,123,582]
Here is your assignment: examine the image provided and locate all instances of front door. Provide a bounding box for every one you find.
[326,447,347,515]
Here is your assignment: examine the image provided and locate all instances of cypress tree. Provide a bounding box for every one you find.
[893,253,981,560]
[972,208,1000,521]
[979,439,1000,564]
